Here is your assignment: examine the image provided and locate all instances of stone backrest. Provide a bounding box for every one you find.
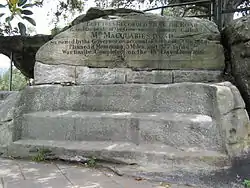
[34,8,224,85]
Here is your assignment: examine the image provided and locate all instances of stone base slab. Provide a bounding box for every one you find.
[22,111,219,151]
[0,81,249,172]
[8,139,228,167]
[34,62,223,85]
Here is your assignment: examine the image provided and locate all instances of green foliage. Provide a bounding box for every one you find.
[32,148,51,162]
[0,67,27,91]
[22,16,36,26]
[164,7,182,17]
[51,26,62,36]
[52,0,84,27]
[18,22,26,35]
[86,157,97,167]
[32,151,46,162]
[0,0,42,35]
[243,179,250,188]
[93,0,250,26]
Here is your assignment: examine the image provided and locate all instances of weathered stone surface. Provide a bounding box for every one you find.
[34,61,76,84]
[222,15,250,45]
[231,43,250,113]
[126,70,172,84]
[13,83,218,116]
[213,83,241,115]
[220,109,250,157]
[0,91,17,101]
[76,67,173,85]
[0,122,14,147]
[10,82,250,158]
[232,42,250,112]
[76,67,127,84]
[35,65,224,85]
[0,92,20,146]
[222,16,250,115]
[0,81,249,184]
[0,92,20,122]
[212,82,250,158]
[215,82,246,110]
[8,139,228,167]
[71,8,144,26]
[208,82,250,158]
[22,111,220,150]
[36,8,224,70]
[173,70,223,83]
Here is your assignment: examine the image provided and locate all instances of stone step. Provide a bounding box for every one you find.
[20,83,220,116]
[22,111,221,151]
[8,139,229,168]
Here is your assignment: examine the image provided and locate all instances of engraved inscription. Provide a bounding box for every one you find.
[51,19,208,57]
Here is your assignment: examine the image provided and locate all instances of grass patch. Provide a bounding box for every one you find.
[86,157,97,167]
[32,148,50,162]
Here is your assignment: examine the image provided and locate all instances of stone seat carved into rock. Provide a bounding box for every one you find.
[0,8,250,187]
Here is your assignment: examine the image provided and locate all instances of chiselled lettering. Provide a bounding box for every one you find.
[54,19,208,57]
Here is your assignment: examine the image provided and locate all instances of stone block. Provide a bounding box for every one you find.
[76,67,127,84]
[34,62,76,84]
[173,70,223,83]
[13,82,247,120]
[127,70,172,84]
[22,112,76,141]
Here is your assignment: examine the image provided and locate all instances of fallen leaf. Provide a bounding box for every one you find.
[135,177,144,181]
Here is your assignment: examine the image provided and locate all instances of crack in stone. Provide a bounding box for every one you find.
[222,107,245,116]
[54,163,75,186]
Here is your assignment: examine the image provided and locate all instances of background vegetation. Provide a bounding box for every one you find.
[0,67,26,91]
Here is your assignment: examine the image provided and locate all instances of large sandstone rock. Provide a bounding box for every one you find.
[222,15,250,114]
[36,8,224,73]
